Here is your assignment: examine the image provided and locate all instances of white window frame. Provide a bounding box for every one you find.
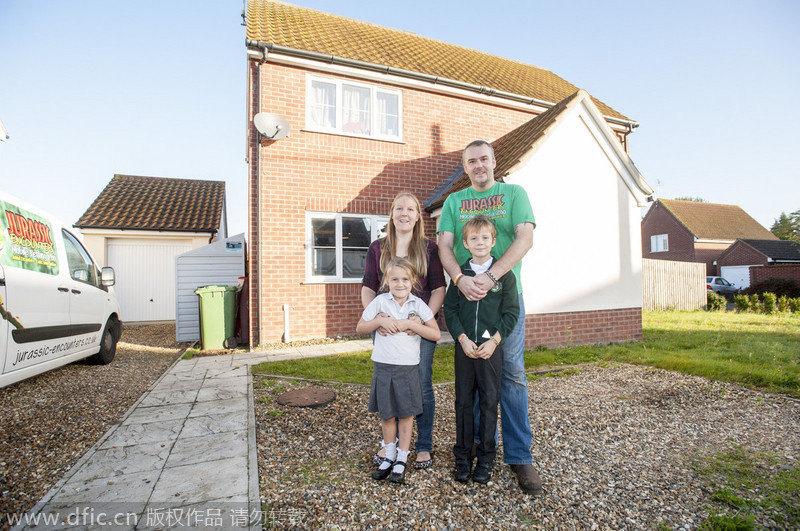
[306,212,390,282]
[650,234,669,253]
[305,74,403,142]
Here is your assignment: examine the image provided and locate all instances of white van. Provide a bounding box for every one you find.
[0,191,122,388]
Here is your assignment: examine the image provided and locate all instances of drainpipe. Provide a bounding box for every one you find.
[253,49,266,347]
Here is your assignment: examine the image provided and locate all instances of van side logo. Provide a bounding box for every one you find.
[0,201,59,275]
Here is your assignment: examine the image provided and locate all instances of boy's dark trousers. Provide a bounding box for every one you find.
[453,340,504,465]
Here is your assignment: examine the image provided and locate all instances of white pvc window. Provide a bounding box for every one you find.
[650,234,669,253]
[306,212,389,281]
[307,75,402,141]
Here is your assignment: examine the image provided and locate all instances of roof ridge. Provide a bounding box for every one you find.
[260,1,550,71]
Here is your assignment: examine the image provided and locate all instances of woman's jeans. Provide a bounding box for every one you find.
[414,337,436,453]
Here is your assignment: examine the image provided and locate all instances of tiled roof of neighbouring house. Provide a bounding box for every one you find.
[246,0,630,122]
[740,239,800,261]
[659,199,777,241]
[75,175,225,233]
[426,90,582,210]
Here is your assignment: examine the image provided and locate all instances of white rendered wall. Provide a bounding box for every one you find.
[507,111,644,314]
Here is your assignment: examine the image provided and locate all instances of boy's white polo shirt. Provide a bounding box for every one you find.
[361,292,434,366]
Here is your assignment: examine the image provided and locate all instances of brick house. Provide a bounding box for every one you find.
[77,175,227,322]
[245,0,653,348]
[716,239,800,289]
[641,199,776,275]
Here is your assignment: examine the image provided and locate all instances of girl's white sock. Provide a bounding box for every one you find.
[394,448,409,472]
[379,442,397,470]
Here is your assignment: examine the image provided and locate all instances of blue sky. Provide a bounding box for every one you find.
[1,0,798,236]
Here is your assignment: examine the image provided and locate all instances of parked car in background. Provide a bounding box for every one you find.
[1,190,122,388]
[706,276,739,296]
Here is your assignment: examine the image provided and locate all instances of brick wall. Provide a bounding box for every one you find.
[716,241,767,275]
[641,202,696,263]
[750,264,800,286]
[524,308,643,349]
[248,58,634,345]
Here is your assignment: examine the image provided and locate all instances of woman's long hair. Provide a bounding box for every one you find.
[380,192,429,280]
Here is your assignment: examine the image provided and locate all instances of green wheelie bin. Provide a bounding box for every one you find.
[195,285,240,349]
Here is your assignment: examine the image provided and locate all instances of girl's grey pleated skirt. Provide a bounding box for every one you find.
[368,361,423,419]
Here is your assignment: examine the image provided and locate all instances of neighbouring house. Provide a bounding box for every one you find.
[641,199,776,275]
[245,0,652,348]
[76,175,227,322]
[716,238,800,289]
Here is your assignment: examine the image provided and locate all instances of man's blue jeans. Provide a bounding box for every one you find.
[475,294,533,464]
[415,337,436,454]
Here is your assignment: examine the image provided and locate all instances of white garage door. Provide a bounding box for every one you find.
[108,239,192,322]
[720,265,758,290]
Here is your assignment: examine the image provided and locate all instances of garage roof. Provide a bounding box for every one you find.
[739,239,800,261]
[75,174,225,233]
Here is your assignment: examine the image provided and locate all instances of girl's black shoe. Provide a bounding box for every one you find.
[372,458,394,481]
[389,460,407,484]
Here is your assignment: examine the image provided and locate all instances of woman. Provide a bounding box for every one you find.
[361,192,446,469]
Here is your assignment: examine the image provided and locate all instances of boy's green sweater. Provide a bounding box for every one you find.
[443,258,520,345]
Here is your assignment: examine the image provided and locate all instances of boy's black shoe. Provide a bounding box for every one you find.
[372,458,394,481]
[472,462,492,484]
[454,459,472,483]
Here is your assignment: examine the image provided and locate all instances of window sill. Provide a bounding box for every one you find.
[302,128,406,144]
[303,278,363,285]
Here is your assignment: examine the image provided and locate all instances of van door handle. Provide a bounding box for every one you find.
[72,289,81,295]
[58,287,69,292]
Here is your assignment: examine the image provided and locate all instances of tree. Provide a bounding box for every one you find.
[771,210,800,243]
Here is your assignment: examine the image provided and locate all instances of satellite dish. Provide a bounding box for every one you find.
[254,112,290,140]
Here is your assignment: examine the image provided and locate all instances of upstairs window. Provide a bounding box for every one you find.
[307,75,402,141]
[650,234,669,253]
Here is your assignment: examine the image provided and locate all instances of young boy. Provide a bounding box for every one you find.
[443,215,519,484]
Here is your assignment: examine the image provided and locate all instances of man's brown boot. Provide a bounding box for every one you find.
[510,464,542,495]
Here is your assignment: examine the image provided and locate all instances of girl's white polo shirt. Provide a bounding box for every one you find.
[361,293,434,366]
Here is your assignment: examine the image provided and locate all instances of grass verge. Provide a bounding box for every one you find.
[252,311,800,397]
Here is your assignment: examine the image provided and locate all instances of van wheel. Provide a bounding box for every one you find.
[89,319,118,365]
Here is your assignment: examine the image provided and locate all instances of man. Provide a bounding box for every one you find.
[438,140,541,494]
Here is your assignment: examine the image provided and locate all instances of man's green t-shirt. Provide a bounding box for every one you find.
[438,182,535,294]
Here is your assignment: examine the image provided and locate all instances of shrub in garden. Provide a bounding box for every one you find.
[706,291,726,311]
[733,294,751,312]
[762,292,776,314]
[778,295,789,312]
[790,298,800,314]
[743,278,800,298]
[749,293,760,312]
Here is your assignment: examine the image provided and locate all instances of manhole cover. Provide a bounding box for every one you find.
[276,387,336,408]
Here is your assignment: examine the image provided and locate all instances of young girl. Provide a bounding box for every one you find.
[356,258,441,484]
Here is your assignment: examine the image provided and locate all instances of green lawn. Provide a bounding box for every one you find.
[251,310,800,397]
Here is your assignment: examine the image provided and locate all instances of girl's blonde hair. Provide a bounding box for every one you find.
[380,192,429,280]
[380,257,420,293]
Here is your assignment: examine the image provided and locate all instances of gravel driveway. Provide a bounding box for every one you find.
[253,364,800,530]
[2,325,798,530]
[0,323,185,528]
